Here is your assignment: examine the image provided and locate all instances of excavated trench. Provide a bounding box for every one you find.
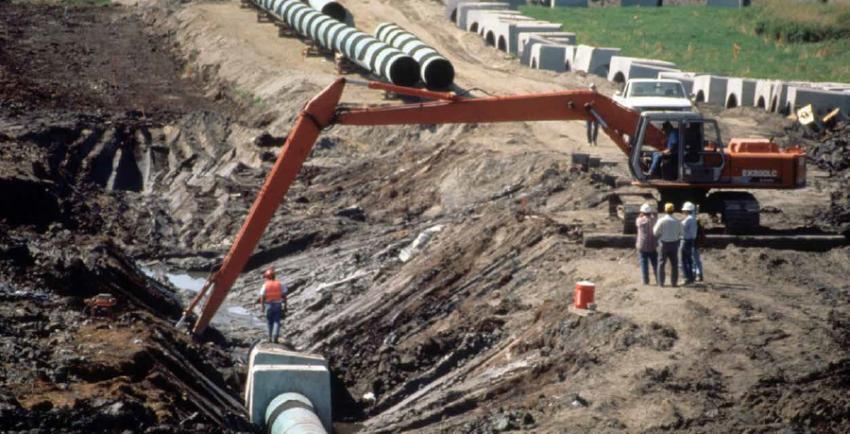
[3,1,850,433]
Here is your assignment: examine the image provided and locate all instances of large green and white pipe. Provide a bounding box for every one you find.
[306,0,346,22]
[265,393,326,434]
[254,0,420,86]
[375,22,455,90]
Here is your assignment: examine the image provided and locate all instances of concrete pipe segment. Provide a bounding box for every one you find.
[254,0,420,86]
[375,22,455,90]
[265,393,326,434]
[306,0,346,22]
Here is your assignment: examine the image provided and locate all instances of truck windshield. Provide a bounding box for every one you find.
[630,82,684,98]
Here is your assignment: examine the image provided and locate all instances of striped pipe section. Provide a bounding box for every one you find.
[375,22,455,90]
[306,0,346,22]
[254,0,420,86]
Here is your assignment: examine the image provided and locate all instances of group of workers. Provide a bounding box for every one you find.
[635,201,704,287]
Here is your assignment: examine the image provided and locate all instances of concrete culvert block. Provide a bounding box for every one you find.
[707,0,751,7]
[786,86,850,117]
[658,71,697,96]
[621,0,662,6]
[517,31,576,58]
[574,45,621,77]
[455,2,509,30]
[725,77,757,108]
[547,0,588,6]
[530,41,576,72]
[466,10,522,34]
[767,81,810,113]
[244,346,332,432]
[606,56,678,84]
[499,21,563,55]
[692,75,730,106]
[753,79,776,109]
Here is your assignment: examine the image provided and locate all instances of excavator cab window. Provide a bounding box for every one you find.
[631,118,682,182]
[681,120,725,183]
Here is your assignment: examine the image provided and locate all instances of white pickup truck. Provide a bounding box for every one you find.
[613,78,694,112]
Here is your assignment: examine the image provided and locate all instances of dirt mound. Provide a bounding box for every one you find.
[809,121,850,174]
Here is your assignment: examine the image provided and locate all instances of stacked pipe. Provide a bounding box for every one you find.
[306,0,346,22]
[254,0,420,86]
[375,23,456,90]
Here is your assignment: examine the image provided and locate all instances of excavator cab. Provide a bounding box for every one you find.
[629,111,725,184]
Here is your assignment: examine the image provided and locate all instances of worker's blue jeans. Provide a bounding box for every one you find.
[639,251,658,285]
[658,241,679,287]
[648,152,664,176]
[692,246,703,279]
[680,239,695,283]
[265,302,282,343]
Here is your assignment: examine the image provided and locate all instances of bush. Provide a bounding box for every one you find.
[749,0,850,43]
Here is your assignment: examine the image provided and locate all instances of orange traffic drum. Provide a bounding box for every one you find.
[574,281,595,309]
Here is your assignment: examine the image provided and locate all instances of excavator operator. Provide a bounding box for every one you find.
[647,121,679,178]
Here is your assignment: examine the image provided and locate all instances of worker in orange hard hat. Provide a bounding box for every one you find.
[258,268,288,343]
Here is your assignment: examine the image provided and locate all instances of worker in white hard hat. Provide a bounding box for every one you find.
[635,202,658,285]
[680,201,697,284]
[586,83,599,146]
[653,202,683,287]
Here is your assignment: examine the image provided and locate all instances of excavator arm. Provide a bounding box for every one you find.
[184,78,659,334]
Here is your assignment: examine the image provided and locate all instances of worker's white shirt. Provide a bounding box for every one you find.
[653,214,683,243]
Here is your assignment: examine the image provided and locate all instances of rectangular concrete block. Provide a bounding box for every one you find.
[454,2,510,29]
[707,0,751,7]
[483,17,562,55]
[753,79,776,109]
[465,9,521,33]
[621,0,661,6]
[548,0,588,6]
[658,71,697,96]
[517,31,576,57]
[607,56,678,83]
[724,77,757,108]
[786,86,850,117]
[768,81,810,113]
[574,44,620,76]
[530,42,576,72]
[244,344,328,404]
[247,364,332,431]
[693,75,729,106]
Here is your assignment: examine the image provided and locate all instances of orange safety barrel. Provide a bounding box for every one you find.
[574,281,595,309]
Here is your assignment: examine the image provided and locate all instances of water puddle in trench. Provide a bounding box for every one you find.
[140,264,265,335]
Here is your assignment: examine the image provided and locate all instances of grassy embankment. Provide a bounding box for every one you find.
[520,1,850,82]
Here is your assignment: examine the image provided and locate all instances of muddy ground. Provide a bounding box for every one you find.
[1,0,850,433]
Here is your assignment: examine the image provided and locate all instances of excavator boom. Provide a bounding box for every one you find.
[186,78,657,334]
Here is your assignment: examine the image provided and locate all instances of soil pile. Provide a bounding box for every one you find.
[808,121,850,234]
[0,2,251,432]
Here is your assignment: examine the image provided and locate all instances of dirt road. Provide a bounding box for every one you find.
[2,0,848,432]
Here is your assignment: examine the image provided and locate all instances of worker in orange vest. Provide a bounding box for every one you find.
[257,268,287,343]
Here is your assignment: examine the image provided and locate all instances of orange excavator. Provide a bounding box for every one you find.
[180,78,806,334]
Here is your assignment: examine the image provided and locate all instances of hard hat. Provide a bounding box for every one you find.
[664,202,675,213]
[263,268,275,280]
[682,201,695,212]
[640,203,653,214]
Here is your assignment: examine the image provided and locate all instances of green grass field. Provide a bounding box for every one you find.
[520,3,850,82]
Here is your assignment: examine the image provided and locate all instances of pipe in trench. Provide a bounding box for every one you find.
[375,22,455,90]
[306,0,346,23]
[265,393,327,434]
[254,0,420,87]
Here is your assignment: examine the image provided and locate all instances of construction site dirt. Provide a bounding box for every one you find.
[1,0,849,433]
